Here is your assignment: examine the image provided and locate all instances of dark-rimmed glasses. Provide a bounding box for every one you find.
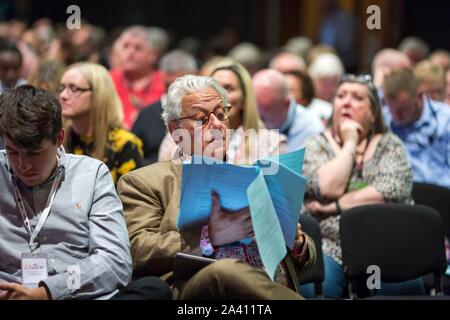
[177,104,232,127]
[58,84,92,96]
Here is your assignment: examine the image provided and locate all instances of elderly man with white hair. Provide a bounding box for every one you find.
[118,74,316,299]
[308,53,344,103]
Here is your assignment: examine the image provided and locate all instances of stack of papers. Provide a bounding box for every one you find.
[177,148,308,280]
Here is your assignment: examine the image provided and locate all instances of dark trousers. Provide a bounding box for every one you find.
[111,276,172,300]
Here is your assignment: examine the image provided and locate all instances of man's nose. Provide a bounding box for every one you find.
[207,113,223,128]
[18,154,32,171]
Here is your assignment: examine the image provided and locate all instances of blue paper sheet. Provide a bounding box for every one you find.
[177,156,259,230]
[177,149,308,278]
[247,174,287,280]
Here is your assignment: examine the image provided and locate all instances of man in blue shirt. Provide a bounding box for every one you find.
[253,69,324,151]
[383,70,450,189]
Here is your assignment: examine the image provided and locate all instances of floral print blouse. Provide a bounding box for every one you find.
[302,132,413,265]
[68,126,144,184]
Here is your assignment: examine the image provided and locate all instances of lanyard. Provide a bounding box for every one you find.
[10,171,62,252]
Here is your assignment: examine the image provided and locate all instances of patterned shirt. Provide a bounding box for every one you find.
[68,127,144,184]
[302,132,413,265]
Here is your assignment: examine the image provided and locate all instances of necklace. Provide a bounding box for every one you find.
[355,133,373,178]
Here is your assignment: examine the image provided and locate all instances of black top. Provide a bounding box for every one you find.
[132,100,167,165]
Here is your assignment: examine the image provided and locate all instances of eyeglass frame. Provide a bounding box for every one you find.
[176,104,232,127]
[340,74,375,88]
[338,73,380,105]
[58,84,93,96]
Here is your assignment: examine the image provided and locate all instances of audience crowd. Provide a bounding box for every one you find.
[0,16,449,300]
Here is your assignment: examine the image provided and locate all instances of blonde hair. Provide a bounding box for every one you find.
[414,60,445,86]
[27,59,65,97]
[210,58,265,161]
[63,62,123,161]
[210,58,265,131]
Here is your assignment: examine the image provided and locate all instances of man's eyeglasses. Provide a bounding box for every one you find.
[59,84,92,96]
[177,105,232,126]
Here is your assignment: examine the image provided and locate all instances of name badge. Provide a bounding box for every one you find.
[21,253,48,287]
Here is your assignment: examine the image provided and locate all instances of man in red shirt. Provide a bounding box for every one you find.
[110,26,165,129]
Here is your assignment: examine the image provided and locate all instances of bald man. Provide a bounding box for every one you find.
[372,48,412,88]
[253,69,324,151]
[372,48,412,105]
[269,51,306,74]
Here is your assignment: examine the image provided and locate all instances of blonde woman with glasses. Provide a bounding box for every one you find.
[59,62,143,185]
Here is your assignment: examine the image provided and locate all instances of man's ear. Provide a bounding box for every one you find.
[167,120,178,135]
[56,128,65,147]
[416,91,424,105]
[284,96,291,111]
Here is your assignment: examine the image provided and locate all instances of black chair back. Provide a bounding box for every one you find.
[340,204,447,298]
[412,182,450,238]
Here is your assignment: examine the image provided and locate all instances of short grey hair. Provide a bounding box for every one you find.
[162,75,228,125]
[308,53,344,79]
[228,42,262,71]
[147,26,170,54]
[120,25,156,50]
[398,36,430,59]
[160,49,198,73]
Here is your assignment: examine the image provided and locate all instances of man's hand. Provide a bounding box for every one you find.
[306,201,337,218]
[290,223,309,264]
[208,192,254,246]
[296,223,305,246]
[0,282,50,300]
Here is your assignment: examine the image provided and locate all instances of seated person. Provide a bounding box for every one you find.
[301,75,423,298]
[282,70,332,126]
[253,69,324,151]
[0,43,26,94]
[158,59,287,164]
[383,70,450,189]
[118,75,316,299]
[59,62,144,185]
[132,49,198,165]
[0,86,171,300]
